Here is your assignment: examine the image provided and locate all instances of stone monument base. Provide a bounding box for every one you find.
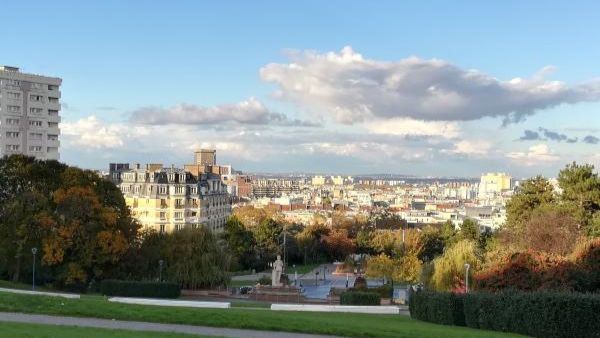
[250,285,305,303]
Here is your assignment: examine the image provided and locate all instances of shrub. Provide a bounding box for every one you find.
[340,291,381,305]
[100,280,180,298]
[409,290,464,326]
[257,275,271,285]
[410,289,600,338]
[371,284,393,298]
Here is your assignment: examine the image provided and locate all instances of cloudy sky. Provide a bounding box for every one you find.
[5,1,600,177]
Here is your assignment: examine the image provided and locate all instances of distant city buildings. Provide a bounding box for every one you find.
[0,66,61,160]
[109,151,232,233]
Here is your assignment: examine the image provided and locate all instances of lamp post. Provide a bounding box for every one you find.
[464,263,471,293]
[315,271,319,286]
[323,266,327,281]
[31,247,37,290]
[159,260,164,282]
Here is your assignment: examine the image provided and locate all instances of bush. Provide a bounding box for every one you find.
[410,289,600,338]
[371,284,393,298]
[258,276,271,285]
[100,280,180,298]
[409,290,464,326]
[340,291,380,305]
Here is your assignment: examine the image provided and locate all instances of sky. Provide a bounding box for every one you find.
[3,1,600,177]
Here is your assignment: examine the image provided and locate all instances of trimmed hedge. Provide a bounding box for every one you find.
[410,289,600,338]
[340,291,381,305]
[100,280,180,298]
[409,290,465,326]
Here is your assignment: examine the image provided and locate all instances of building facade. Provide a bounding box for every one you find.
[113,163,232,233]
[0,66,61,160]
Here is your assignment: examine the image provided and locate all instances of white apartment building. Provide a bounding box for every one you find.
[0,66,61,160]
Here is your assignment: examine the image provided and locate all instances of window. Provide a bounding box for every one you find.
[159,212,166,219]
[47,146,58,153]
[6,92,20,99]
[30,83,43,90]
[29,108,44,115]
[29,146,42,152]
[48,84,58,91]
[47,134,58,141]
[29,94,44,102]
[174,212,183,219]
[7,105,20,113]
[48,97,58,103]
[6,132,20,138]
[5,145,19,151]
[29,120,43,127]
[29,133,43,140]
[159,186,167,194]
[48,122,58,128]
[48,109,59,116]
[2,79,20,87]
[6,118,19,125]
[159,224,166,234]
[175,224,183,231]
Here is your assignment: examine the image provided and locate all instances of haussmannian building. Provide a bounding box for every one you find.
[0,66,61,160]
[114,163,232,233]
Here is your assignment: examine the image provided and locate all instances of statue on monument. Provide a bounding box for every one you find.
[271,255,284,287]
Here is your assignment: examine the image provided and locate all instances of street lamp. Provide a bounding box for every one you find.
[464,263,471,293]
[31,247,37,290]
[315,271,319,286]
[159,260,164,282]
[323,266,327,281]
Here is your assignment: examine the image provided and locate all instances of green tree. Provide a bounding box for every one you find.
[417,226,445,262]
[557,162,600,236]
[221,216,256,270]
[505,176,556,234]
[164,227,232,289]
[459,219,480,242]
[429,240,480,291]
[253,218,283,268]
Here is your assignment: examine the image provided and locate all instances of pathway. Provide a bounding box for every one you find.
[0,312,344,338]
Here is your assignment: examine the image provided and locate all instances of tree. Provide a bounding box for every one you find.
[429,240,480,291]
[253,218,283,268]
[521,204,581,255]
[365,254,394,282]
[459,219,480,242]
[505,176,556,233]
[221,216,256,270]
[322,229,355,261]
[164,227,232,289]
[557,162,600,236]
[417,226,445,262]
[297,222,329,264]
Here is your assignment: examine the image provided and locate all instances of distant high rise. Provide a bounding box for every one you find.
[194,149,216,166]
[478,172,512,198]
[0,66,62,160]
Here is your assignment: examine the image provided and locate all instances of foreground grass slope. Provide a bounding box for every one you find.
[0,322,205,338]
[0,292,526,338]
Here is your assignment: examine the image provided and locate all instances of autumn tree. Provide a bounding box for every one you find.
[505,176,556,234]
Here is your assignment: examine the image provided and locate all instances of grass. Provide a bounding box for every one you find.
[0,322,211,338]
[0,291,528,338]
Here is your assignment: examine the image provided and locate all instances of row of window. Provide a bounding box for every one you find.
[0,79,59,91]
[4,145,48,152]
[2,106,60,116]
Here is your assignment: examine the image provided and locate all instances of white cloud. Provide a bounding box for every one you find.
[365,118,461,138]
[61,116,136,149]
[444,140,492,156]
[129,97,316,127]
[260,46,600,124]
[507,143,560,165]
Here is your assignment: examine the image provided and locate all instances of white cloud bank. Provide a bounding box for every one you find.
[261,46,600,124]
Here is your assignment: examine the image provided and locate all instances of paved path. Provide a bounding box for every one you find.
[0,312,344,338]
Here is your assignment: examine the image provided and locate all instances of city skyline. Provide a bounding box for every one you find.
[4,1,600,177]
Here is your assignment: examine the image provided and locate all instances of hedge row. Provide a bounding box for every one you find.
[340,291,381,305]
[100,280,180,298]
[408,290,464,326]
[409,290,600,338]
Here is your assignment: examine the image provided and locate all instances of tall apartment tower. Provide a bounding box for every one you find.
[194,149,216,166]
[0,66,61,160]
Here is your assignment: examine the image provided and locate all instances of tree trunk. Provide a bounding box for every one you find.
[12,256,21,282]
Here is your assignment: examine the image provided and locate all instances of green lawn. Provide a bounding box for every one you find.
[0,291,527,338]
[0,322,210,338]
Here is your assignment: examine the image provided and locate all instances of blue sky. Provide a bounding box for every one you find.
[4,1,600,177]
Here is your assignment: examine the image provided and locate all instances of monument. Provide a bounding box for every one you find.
[271,255,284,287]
